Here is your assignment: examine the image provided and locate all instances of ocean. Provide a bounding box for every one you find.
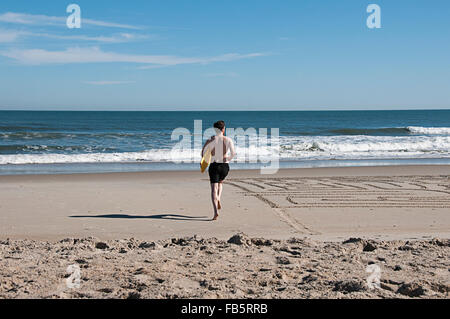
[0,110,449,175]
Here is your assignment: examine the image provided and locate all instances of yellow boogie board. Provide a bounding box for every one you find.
[200,148,212,173]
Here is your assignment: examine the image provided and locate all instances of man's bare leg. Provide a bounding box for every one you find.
[210,183,219,220]
[217,182,223,210]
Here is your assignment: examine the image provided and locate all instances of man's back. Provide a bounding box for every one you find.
[204,135,236,163]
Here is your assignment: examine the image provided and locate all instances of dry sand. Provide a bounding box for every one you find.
[0,165,449,298]
[0,234,448,299]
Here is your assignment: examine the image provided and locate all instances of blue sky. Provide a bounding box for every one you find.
[0,0,449,110]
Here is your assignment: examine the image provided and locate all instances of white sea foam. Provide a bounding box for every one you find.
[0,149,182,165]
[406,126,450,135]
[278,135,450,159]
[1,135,449,165]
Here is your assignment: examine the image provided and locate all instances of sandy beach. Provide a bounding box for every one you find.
[1,165,449,241]
[0,165,449,298]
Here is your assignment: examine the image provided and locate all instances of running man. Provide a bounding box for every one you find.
[201,121,236,221]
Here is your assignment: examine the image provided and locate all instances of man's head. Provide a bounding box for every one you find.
[213,120,226,134]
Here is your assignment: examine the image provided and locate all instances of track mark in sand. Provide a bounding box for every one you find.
[378,181,403,187]
[273,208,320,235]
[227,181,280,209]
[225,181,252,193]
[286,196,297,205]
[331,182,367,190]
[238,180,266,190]
[364,183,390,190]
[253,193,279,209]
[228,175,450,233]
[316,182,342,189]
[227,180,319,235]
[408,183,427,190]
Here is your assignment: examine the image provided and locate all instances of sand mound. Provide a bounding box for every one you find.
[0,234,448,299]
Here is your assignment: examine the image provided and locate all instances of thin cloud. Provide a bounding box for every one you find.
[204,72,239,78]
[0,28,151,43]
[0,12,141,30]
[30,32,151,43]
[83,81,135,85]
[0,47,266,67]
[82,18,142,30]
[0,29,23,42]
[137,53,266,69]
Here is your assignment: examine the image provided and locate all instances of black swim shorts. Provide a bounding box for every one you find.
[208,162,230,184]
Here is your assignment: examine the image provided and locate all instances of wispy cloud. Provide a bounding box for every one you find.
[83,80,135,85]
[203,72,239,78]
[0,29,23,42]
[0,12,141,29]
[0,47,266,67]
[0,28,151,43]
[137,53,265,69]
[32,32,151,43]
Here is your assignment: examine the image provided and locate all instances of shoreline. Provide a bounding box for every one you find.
[1,163,450,178]
[1,158,450,176]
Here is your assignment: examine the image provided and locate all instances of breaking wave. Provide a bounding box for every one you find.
[1,135,449,165]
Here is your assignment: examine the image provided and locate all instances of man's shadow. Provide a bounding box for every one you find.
[69,213,212,222]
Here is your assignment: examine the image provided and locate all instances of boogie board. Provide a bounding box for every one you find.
[200,148,212,173]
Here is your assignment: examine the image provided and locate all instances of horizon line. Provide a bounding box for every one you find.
[0,108,449,112]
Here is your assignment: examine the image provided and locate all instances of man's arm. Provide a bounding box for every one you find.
[201,136,215,157]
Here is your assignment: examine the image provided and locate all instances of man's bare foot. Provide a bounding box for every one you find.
[212,213,219,221]
[217,200,222,210]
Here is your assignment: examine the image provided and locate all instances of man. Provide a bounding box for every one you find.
[201,121,236,221]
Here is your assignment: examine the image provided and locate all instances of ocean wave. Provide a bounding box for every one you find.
[0,149,180,165]
[329,126,450,136]
[0,144,117,154]
[1,135,449,165]
[406,126,450,135]
[0,125,59,131]
[0,131,161,140]
[329,127,410,135]
[0,132,77,140]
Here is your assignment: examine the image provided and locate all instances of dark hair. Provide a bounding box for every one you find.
[213,120,225,131]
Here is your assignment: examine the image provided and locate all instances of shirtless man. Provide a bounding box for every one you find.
[201,121,236,220]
